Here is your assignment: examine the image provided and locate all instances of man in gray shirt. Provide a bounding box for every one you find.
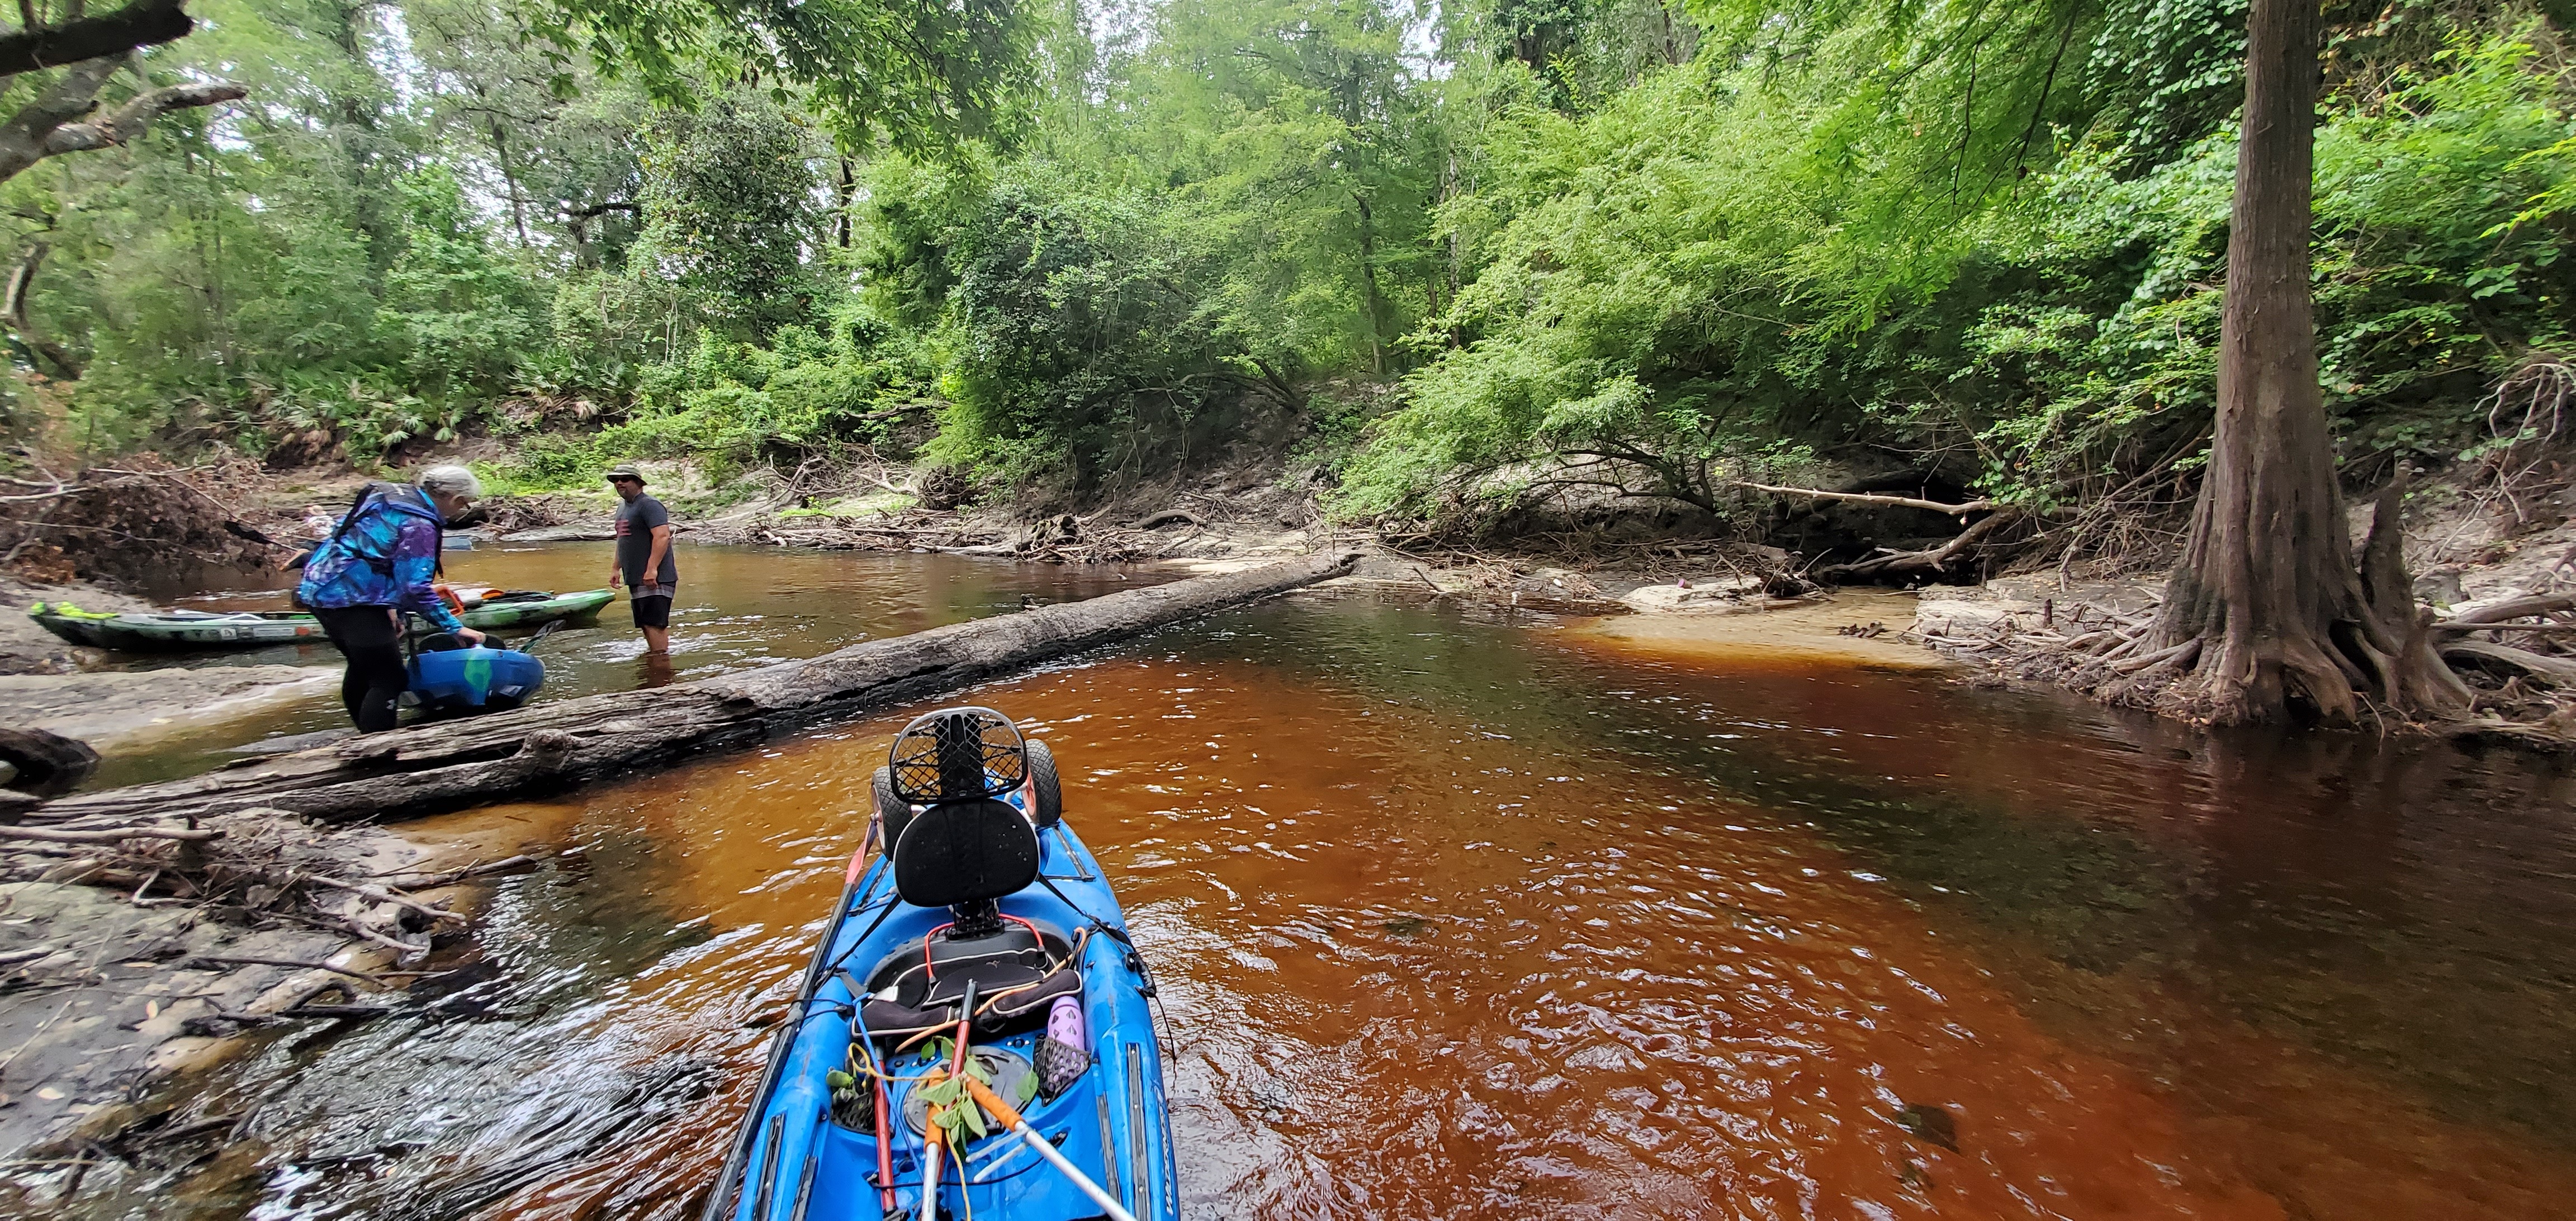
[605,462,677,654]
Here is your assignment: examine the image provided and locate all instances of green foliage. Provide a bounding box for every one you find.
[633,92,825,339]
[1340,10,2576,520]
[0,0,1034,476]
[913,174,1252,489]
[10,0,2570,536]
[493,307,931,489]
[519,0,1040,157]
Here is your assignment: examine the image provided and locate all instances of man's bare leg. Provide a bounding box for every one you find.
[642,624,669,654]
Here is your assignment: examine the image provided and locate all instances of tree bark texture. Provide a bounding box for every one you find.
[2152,0,2444,725]
[4,240,80,378]
[0,0,191,77]
[0,53,243,185]
[24,553,1361,826]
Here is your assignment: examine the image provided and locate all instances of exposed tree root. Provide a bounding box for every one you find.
[1906,568,2576,749]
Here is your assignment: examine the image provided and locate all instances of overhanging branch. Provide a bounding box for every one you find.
[0,55,241,184]
[44,79,244,153]
[0,0,191,77]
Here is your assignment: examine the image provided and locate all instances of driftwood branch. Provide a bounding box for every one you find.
[2435,595,2576,628]
[26,553,1362,826]
[2438,640,2576,685]
[1816,510,2020,583]
[183,955,382,984]
[1732,480,1995,516]
[297,872,463,923]
[0,822,219,843]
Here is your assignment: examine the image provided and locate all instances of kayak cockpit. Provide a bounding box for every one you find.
[709,707,1177,1221]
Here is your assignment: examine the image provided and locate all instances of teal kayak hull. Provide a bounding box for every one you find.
[27,588,615,654]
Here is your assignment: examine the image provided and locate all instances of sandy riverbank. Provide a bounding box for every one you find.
[0,667,338,754]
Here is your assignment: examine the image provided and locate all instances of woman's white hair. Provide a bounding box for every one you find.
[418,464,484,501]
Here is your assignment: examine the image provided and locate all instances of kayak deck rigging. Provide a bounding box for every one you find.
[710,707,1178,1221]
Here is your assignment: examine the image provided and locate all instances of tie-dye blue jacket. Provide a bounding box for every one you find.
[295,485,465,633]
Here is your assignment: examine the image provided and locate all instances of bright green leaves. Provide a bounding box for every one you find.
[520,0,1039,157]
[911,1039,1000,1146]
[1345,6,2576,524]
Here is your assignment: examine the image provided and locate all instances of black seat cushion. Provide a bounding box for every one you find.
[851,918,1082,1040]
[892,797,1041,910]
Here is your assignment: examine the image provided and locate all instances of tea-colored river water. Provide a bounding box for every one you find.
[61,548,2576,1220]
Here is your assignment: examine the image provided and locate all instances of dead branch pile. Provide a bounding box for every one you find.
[458,492,581,536]
[1385,531,1816,589]
[727,501,1259,564]
[0,452,288,584]
[0,810,532,972]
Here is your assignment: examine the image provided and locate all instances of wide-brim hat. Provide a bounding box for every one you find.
[603,462,647,485]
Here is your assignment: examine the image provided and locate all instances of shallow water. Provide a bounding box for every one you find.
[87,544,1166,787]
[46,567,2576,1220]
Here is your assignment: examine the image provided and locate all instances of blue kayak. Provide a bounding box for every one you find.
[707,707,1179,1221]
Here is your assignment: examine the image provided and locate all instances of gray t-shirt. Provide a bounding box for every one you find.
[615,494,678,589]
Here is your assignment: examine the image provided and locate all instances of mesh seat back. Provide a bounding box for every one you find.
[892,797,1041,908]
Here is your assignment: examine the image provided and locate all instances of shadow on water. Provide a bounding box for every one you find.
[45,589,2576,1220]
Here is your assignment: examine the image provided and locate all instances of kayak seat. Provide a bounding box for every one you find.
[892,797,1040,909]
[865,796,1068,1040]
[856,917,1082,1041]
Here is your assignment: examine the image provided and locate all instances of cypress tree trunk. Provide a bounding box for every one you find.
[2153,0,2463,725]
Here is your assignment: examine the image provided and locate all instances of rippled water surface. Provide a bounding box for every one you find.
[58,556,2576,1220]
[90,544,1163,785]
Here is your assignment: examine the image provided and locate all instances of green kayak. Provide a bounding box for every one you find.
[29,588,615,654]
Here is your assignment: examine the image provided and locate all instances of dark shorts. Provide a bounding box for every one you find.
[631,594,673,630]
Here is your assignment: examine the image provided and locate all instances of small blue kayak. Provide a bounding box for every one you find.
[406,636,547,714]
[706,707,1178,1221]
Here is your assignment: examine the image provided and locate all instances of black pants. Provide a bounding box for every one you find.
[312,605,405,733]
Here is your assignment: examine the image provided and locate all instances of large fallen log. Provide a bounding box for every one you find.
[28,552,1361,826]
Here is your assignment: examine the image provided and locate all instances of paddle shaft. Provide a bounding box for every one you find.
[916,981,978,1221]
[962,1075,1140,1221]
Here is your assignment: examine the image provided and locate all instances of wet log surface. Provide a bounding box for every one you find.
[27,552,1360,826]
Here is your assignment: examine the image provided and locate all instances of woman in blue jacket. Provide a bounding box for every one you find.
[296,465,487,732]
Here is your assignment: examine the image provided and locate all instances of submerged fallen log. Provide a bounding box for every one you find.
[27,553,1360,826]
